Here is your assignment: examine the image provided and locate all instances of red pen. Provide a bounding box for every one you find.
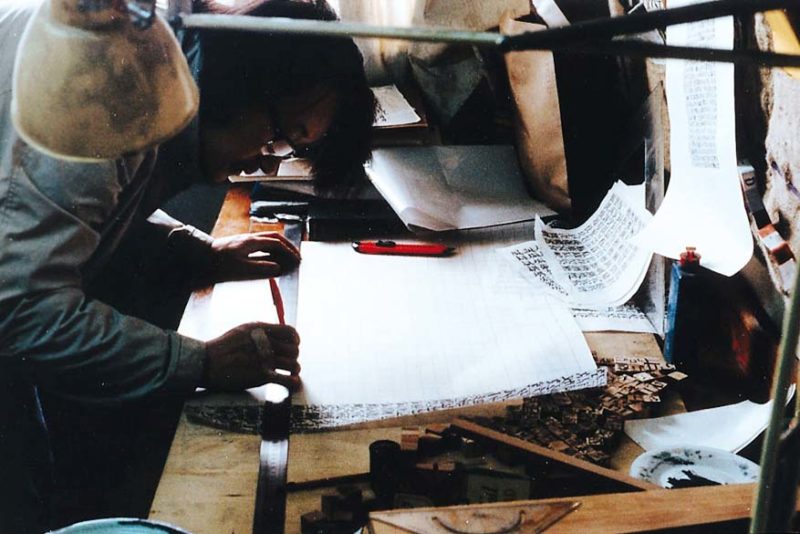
[352,240,454,257]
[269,278,286,325]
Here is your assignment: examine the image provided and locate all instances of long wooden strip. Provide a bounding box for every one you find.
[452,418,657,492]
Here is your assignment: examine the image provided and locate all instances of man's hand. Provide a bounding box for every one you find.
[203,322,301,392]
[206,231,301,284]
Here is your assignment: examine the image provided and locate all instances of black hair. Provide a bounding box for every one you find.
[194,0,376,184]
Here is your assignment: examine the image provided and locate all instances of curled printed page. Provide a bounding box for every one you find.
[633,0,752,276]
[499,181,653,309]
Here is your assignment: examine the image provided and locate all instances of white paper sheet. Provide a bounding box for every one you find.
[499,182,653,309]
[294,223,604,428]
[624,386,795,453]
[178,279,279,341]
[634,1,752,276]
[366,146,554,232]
[372,85,421,127]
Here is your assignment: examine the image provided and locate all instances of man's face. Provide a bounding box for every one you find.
[200,86,338,183]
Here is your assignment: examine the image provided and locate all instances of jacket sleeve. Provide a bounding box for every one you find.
[0,144,206,404]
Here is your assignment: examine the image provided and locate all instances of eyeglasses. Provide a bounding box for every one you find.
[264,101,326,160]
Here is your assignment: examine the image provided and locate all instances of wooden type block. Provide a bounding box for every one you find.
[495,445,519,465]
[639,383,660,394]
[585,435,605,449]
[425,423,450,436]
[336,485,363,509]
[576,409,595,425]
[561,411,579,425]
[462,438,485,459]
[585,449,612,466]
[551,393,572,406]
[321,493,354,521]
[417,434,445,457]
[415,461,458,473]
[547,440,570,453]
[506,405,522,422]
[629,402,645,413]
[401,427,422,452]
[393,493,435,509]
[301,510,353,534]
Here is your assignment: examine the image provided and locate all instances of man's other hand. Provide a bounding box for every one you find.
[203,322,301,392]
[208,231,301,283]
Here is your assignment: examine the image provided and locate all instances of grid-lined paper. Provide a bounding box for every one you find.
[294,223,602,427]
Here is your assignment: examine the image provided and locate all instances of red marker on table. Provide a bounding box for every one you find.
[352,240,454,257]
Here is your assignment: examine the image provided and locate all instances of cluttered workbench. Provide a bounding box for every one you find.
[147,185,787,533]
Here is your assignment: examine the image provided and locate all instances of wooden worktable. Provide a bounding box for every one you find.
[149,186,682,533]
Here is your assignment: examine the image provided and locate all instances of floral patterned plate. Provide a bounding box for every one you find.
[630,446,760,488]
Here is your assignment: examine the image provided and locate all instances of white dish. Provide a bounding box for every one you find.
[630,446,760,488]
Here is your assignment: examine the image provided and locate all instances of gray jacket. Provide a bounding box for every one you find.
[1,2,208,530]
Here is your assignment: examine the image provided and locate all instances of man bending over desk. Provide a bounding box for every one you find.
[0,0,376,530]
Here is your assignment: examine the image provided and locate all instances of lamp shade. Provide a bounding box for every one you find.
[11,0,199,162]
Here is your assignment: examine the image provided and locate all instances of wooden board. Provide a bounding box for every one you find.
[369,484,800,533]
[369,501,580,534]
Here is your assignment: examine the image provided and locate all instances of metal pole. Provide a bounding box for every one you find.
[548,40,800,67]
[179,14,505,47]
[179,0,795,47]
[501,0,793,51]
[177,0,800,66]
[751,263,800,532]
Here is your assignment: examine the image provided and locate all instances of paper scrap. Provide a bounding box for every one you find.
[500,182,653,309]
[372,85,422,127]
[229,157,313,183]
[634,0,752,276]
[572,304,658,334]
[625,386,795,453]
[367,146,554,232]
[294,222,604,429]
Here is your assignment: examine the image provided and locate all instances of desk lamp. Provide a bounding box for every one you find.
[11,0,199,161]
